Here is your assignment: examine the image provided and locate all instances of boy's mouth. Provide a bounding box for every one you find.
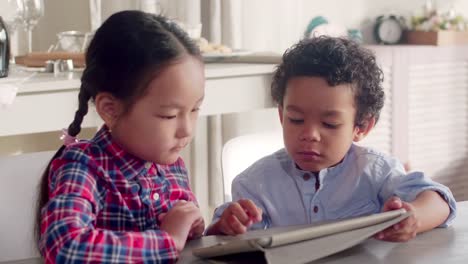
[297,151,321,161]
[298,150,320,155]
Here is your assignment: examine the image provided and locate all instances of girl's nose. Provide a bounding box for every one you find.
[176,116,193,139]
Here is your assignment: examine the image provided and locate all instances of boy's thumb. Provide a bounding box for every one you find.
[383,196,402,211]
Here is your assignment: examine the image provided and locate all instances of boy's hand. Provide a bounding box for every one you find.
[207,199,262,236]
[375,196,420,242]
[159,200,203,251]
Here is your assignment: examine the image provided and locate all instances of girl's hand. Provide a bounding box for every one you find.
[374,196,421,242]
[207,199,262,236]
[188,216,205,240]
[160,209,205,240]
[159,200,203,251]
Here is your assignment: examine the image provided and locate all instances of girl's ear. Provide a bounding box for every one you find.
[95,92,123,129]
[353,116,376,142]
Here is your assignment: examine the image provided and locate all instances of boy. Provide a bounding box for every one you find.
[206,36,456,242]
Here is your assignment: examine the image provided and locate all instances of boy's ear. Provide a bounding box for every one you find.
[278,105,284,124]
[353,116,376,142]
[95,92,123,129]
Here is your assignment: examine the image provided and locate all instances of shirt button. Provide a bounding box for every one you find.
[152,193,160,201]
[145,162,152,169]
[303,173,311,181]
[313,206,319,213]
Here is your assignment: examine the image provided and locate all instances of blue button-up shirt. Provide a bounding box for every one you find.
[212,144,457,229]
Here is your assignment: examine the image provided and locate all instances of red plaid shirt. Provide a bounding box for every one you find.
[39,126,197,263]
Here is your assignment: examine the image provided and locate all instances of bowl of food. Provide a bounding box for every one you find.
[54,31,94,52]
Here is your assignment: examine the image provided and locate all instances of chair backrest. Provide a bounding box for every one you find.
[221,131,284,202]
[0,151,55,262]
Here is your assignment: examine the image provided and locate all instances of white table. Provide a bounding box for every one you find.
[177,201,468,263]
[0,63,277,137]
[312,202,468,263]
[3,201,467,264]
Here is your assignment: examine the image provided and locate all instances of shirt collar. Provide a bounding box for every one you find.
[92,125,155,180]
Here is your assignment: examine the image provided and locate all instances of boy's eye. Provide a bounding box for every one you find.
[192,107,200,113]
[288,118,303,124]
[323,122,340,129]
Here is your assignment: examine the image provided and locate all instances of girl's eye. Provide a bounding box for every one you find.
[192,107,200,113]
[323,123,340,129]
[159,115,176,120]
[288,118,303,124]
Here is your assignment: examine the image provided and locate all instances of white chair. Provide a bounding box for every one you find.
[0,151,55,262]
[221,130,284,202]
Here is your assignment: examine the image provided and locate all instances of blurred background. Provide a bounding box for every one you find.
[1,0,467,221]
[1,0,468,54]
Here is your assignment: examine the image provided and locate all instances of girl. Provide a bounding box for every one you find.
[36,10,205,263]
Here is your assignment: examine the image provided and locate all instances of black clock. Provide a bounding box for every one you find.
[374,15,405,45]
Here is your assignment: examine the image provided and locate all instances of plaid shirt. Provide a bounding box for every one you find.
[39,126,197,263]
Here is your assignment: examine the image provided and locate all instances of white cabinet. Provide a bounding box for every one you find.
[365,45,468,201]
[0,63,276,137]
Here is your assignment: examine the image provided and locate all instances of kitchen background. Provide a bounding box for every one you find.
[1,0,468,219]
[2,0,468,55]
[2,0,468,151]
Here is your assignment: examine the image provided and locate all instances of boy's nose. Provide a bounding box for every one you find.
[300,126,320,142]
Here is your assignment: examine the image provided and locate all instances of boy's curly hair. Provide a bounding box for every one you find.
[271,36,385,127]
